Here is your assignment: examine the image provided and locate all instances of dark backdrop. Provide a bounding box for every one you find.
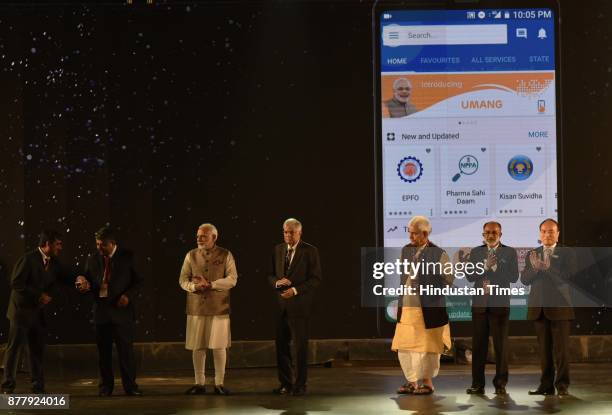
[0,0,610,344]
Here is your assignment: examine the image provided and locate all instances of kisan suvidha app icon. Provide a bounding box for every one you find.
[507,155,534,181]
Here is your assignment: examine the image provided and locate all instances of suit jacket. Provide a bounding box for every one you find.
[6,250,72,327]
[396,242,451,329]
[466,244,519,315]
[83,247,143,325]
[520,246,576,320]
[268,240,322,317]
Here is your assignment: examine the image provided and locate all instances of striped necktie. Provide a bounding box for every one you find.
[284,248,293,274]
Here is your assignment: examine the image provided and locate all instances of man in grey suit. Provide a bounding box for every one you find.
[521,219,576,396]
[466,221,519,396]
[268,218,321,396]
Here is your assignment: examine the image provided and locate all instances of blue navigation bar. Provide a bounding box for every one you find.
[380,9,555,72]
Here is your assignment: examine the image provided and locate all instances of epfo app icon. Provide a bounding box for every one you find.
[397,156,423,183]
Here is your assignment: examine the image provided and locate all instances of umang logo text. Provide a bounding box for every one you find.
[460,99,503,109]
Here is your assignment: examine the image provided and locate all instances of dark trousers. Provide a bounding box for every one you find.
[2,318,45,391]
[533,317,571,390]
[275,312,309,389]
[471,311,509,388]
[95,321,138,393]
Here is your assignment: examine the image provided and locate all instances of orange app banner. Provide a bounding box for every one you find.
[381,72,554,118]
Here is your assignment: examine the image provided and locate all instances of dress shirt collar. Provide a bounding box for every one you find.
[287,240,300,252]
[38,247,50,262]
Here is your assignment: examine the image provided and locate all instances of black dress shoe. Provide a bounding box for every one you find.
[273,385,292,395]
[98,390,112,397]
[466,386,485,395]
[495,387,507,395]
[31,388,47,395]
[125,388,143,396]
[1,384,15,394]
[292,386,306,396]
[528,387,555,395]
[185,385,206,395]
[214,385,231,395]
[557,388,569,396]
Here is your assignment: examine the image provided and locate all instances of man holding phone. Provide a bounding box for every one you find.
[75,226,143,397]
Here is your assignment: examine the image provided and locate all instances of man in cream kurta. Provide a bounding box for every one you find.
[179,223,237,395]
[392,216,453,395]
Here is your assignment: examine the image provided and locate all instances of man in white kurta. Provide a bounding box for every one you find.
[392,216,453,395]
[179,223,237,395]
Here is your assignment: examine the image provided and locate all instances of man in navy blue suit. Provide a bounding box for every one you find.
[268,218,322,396]
[76,226,143,397]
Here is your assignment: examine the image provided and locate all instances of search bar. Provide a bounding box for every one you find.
[383,24,507,46]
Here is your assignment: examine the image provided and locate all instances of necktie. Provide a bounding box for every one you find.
[482,249,495,295]
[43,257,50,271]
[488,248,496,262]
[284,248,293,274]
[544,248,552,262]
[103,256,111,284]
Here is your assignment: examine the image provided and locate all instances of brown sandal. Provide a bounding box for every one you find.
[413,384,434,395]
[397,383,417,394]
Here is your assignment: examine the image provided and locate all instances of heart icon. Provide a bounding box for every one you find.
[536,147,541,151]
[481,148,486,152]
[426,148,431,153]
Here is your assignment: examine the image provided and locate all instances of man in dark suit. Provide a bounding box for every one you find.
[2,230,68,394]
[521,218,576,396]
[75,226,143,397]
[268,218,321,396]
[465,222,518,396]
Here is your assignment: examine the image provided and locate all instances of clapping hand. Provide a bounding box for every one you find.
[529,251,550,271]
[457,249,470,263]
[485,253,497,269]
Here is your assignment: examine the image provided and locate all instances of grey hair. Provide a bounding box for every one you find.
[392,77,412,90]
[408,216,431,233]
[198,223,218,238]
[283,218,302,231]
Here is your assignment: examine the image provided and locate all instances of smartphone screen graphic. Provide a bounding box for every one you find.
[374,5,560,321]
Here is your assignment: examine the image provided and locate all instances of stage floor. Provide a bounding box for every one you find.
[3,362,612,414]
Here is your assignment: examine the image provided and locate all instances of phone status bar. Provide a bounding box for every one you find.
[381,9,554,24]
